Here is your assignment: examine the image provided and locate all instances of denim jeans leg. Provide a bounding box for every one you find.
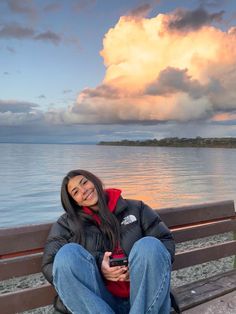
[52,243,116,314]
[129,236,171,314]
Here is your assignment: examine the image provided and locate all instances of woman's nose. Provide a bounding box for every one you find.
[79,185,86,194]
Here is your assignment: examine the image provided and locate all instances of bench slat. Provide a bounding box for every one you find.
[173,240,236,270]
[0,253,42,281]
[0,284,56,314]
[173,269,236,311]
[158,200,235,227]
[172,219,236,243]
[0,224,51,256]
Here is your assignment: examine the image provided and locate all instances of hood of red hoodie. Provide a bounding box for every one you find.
[105,188,121,212]
[82,188,121,221]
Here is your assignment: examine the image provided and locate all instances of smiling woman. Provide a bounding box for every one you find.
[42,169,178,314]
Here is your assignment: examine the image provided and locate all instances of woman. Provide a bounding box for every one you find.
[42,169,176,314]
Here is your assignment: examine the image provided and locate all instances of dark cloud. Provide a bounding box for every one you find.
[3,72,9,75]
[168,7,224,31]
[34,30,61,45]
[63,89,73,94]
[146,67,209,99]
[38,95,46,99]
[129,4,152,17]
[7,0,37,17]
[6,46,16,53]
[0,100,43,127]
[0,100,39,113]
[0,23,34,39]
[0,23,62,45]
[82,84,120,99]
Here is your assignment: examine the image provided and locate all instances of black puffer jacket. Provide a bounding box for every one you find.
[42,197,175,313]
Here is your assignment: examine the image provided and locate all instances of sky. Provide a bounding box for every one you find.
[1,0,236,143]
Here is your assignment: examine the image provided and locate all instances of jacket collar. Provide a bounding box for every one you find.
[114,196,128,215]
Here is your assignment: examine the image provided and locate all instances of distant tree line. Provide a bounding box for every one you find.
[98,137,236,148]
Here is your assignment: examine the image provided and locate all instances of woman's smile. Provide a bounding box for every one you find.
[84,189,95,201]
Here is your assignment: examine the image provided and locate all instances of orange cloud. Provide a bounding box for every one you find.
[211,112,236,122]
[71,9,236,124]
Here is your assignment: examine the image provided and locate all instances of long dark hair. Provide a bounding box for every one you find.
[61,169,120,251]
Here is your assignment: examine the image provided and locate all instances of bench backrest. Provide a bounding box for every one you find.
[159,200,236,270]
[0,200,236,313]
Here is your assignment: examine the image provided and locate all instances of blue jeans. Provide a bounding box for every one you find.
[53,236,171,314]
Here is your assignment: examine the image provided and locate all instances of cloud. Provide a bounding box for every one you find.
[34,30,61,45]
[1,6,236,137]
[0,111,43,126]
[68,8,236,125]
[63,89,73,94]
[0,23,34,39]
[81,84,120,99]
[6,46,16,53]
[1,117,235,143]
[0,99,43,126]
[167,7,224,31]
[211,111,236,124]
[0,99,39,113]
[7,0,37,17]
[38,95,46,99]
[34,31,61,45]
[0,23,62,45]
[145,67,210,99]
[72,93,213,124]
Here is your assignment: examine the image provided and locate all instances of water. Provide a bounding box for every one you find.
[0,143,236,227]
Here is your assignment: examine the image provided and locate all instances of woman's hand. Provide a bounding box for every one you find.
[101,252,129,282]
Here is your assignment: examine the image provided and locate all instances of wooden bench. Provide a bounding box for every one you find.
[0,200,236,314]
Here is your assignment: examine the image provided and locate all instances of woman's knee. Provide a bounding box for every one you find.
[129,236,171,264]
[53,243,94,274]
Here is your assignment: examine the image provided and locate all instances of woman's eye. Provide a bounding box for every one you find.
[74,190,78,196]
[83,179,88,185]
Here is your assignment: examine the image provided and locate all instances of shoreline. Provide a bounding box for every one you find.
[98,137,236,149]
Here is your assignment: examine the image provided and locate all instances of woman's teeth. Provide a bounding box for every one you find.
[86,191,93,200]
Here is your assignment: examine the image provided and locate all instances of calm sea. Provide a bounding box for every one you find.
[0,143,236,228]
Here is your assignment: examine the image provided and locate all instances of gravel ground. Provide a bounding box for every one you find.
[1,232,235,314]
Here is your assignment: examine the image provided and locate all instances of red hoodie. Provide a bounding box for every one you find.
[83,189,130,298]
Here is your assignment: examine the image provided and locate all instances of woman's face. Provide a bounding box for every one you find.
[67,175,99,209]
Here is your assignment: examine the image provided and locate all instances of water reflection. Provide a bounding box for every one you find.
[0,144,236,227]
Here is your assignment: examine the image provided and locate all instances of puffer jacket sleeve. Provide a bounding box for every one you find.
[42,221,71,284]
[140,201,175,263]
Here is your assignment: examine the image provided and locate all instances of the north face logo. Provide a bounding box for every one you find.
[121,215,137,225]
